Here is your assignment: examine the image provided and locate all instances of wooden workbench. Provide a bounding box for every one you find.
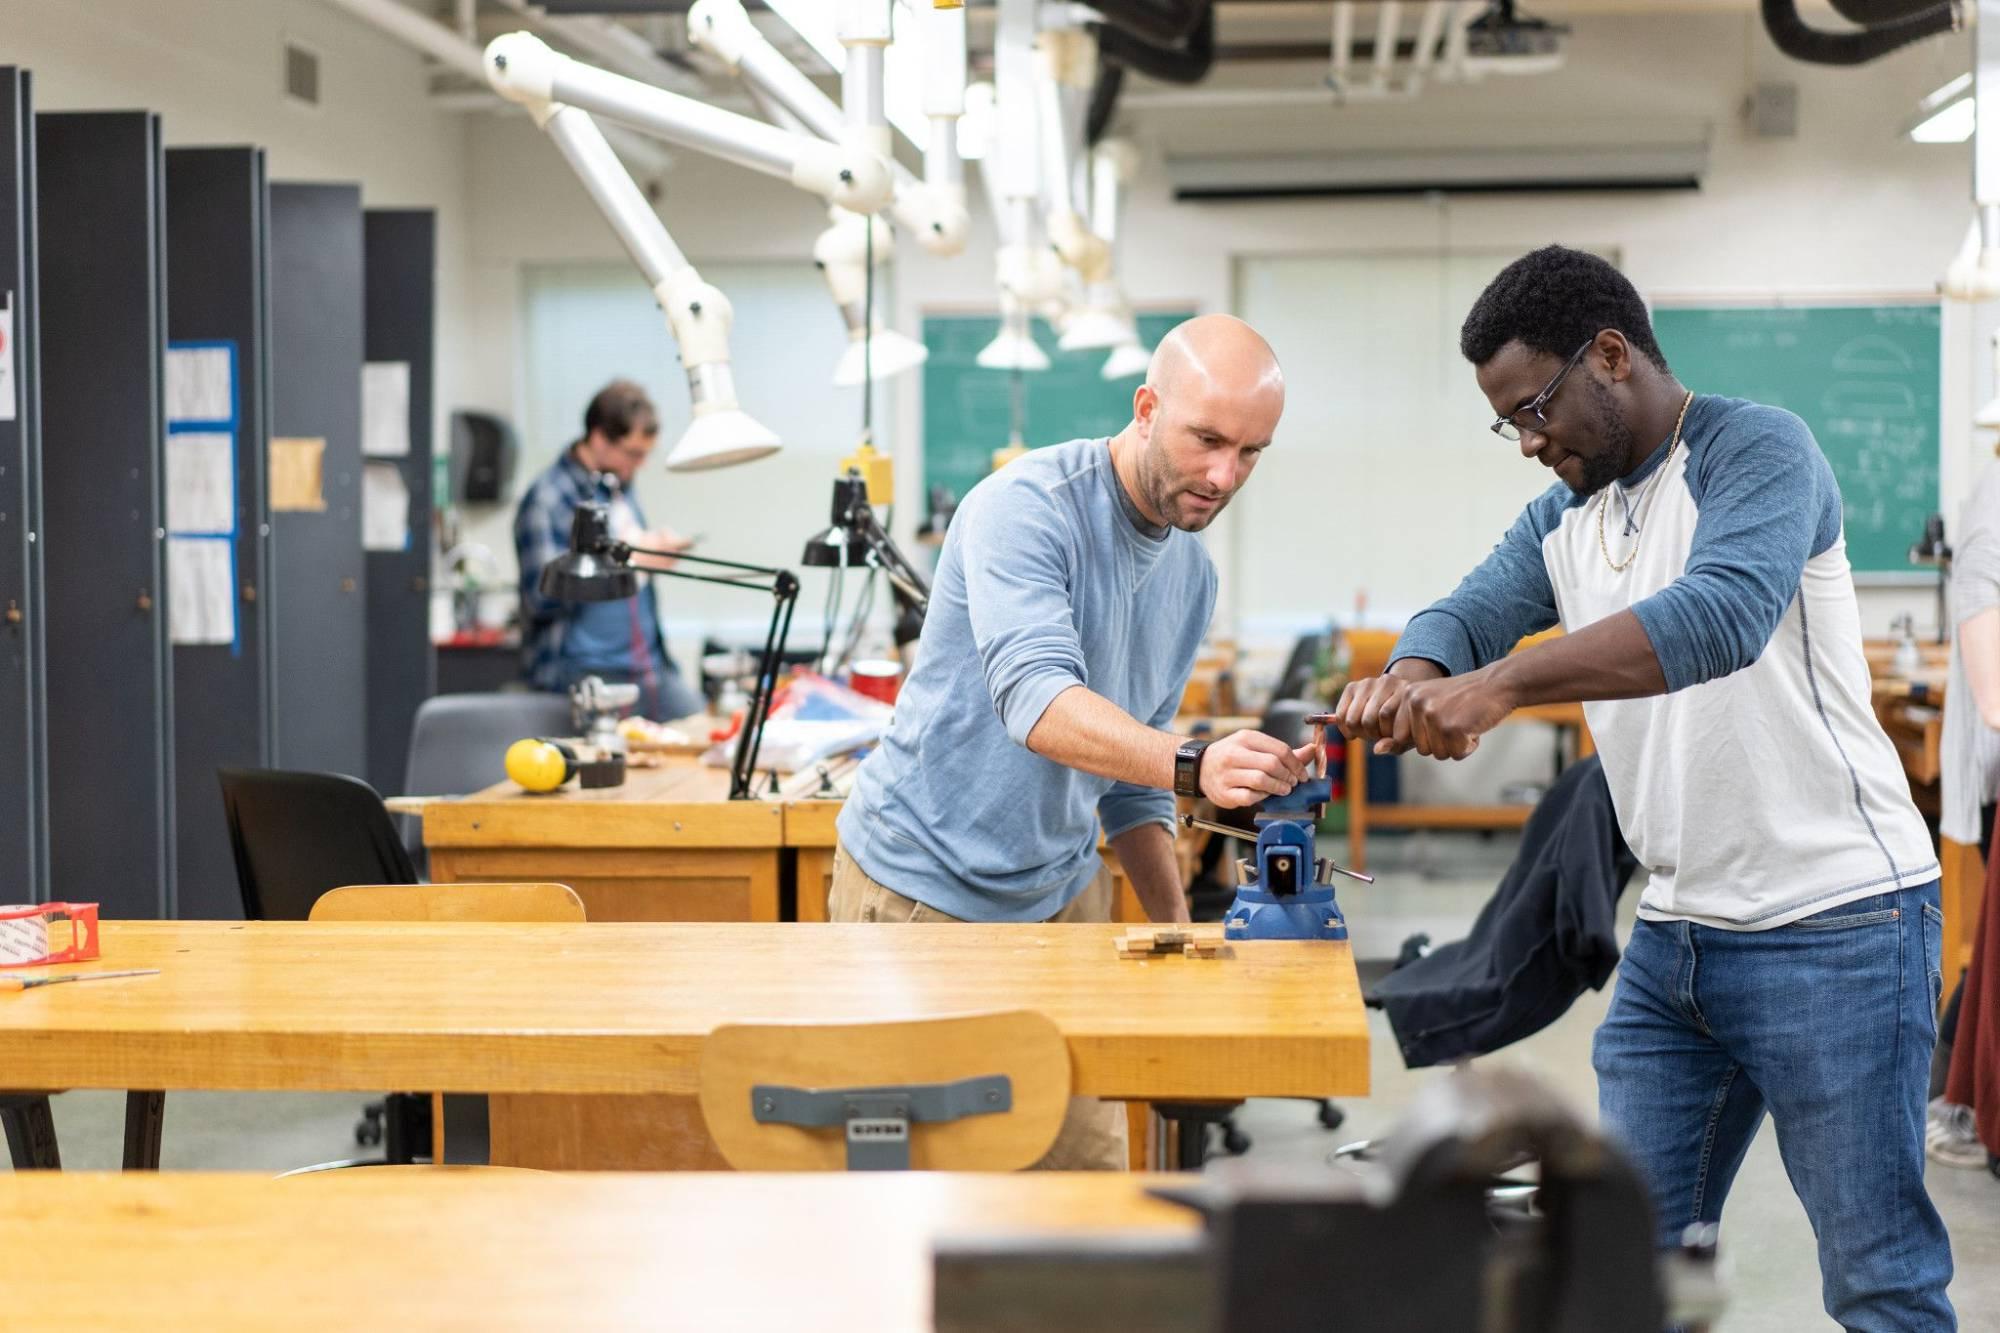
[422,762,787,922]
[1866,638,1980,1002]
[0,921,1369,1103]
[0,1171,1199,1330]
[786,797,1151,924]
[423,757,1172,925]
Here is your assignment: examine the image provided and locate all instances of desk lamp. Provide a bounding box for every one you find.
[542,502,799,800]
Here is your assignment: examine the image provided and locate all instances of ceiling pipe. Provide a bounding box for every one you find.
[1084,0,1209,46]
[1760,0,1957,66]
[1828,0,1959,21]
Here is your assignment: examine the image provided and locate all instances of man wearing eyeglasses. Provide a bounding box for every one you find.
[515,378,703,720]
[1335,247,1953,1329]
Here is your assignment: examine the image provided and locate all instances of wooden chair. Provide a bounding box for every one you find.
[306,882,584,1166]
[308,882,584,924]
[698,1011,1071,1171]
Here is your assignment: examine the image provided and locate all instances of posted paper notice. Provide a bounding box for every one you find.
[362,461,410,552]
[168,536,235,646]
[362,361,410,457]
[166,432,234,534]
[165,345,234,423]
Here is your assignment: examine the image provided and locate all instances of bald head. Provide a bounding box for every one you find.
[1146,314,1285,411]
[1117,315,1283,533]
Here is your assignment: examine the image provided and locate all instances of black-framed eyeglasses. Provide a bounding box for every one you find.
[1490,339,1593,442]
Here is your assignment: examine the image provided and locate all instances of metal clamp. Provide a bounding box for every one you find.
[752,1073,1012,1170]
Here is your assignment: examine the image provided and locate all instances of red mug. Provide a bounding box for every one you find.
[849,658,901,706]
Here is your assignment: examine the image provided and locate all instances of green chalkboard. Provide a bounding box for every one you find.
[921,312,1193,506]
[1651,303,1941,576]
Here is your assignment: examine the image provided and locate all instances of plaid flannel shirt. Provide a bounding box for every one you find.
[514,448,668,691]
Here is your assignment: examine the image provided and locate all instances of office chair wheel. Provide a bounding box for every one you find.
[354,1102,385,1148]
[1221,1123,1252,1156]
[1317,1100,1346,1130]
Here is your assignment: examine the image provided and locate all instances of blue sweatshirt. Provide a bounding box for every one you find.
[837,437,1217,921]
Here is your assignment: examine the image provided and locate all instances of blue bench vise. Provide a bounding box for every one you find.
[1178,715,1373,942]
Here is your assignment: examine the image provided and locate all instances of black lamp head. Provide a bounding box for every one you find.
[539,502,638,603]
[801,475,874,567]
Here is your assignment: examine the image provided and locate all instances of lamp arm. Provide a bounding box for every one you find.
[839,503,931,614]
[617,541,793,584]
[617,538,801,800]
[488,30,895,214]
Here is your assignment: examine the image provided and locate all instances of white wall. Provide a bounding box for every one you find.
[1,0,474,473]
[453,11,1980,804]
[459,12,1976,653]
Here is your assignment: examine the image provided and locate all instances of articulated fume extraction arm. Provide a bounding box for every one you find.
[483,27,904,467]
[688,0,968,385]
[688,0,970,257]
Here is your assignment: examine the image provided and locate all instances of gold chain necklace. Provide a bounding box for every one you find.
[1597,391,1694,574]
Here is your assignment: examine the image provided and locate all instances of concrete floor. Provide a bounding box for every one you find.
[8,830,1999,1330]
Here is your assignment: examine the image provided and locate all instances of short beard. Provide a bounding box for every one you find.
[1138,445,1227,532]
[1566,377,1635,496]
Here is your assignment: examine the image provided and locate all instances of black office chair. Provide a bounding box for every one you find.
[218,768,419,922]
[217,768,426,1162]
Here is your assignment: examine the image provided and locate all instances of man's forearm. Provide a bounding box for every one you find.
[1108,821,1189,923]
[1026,685,1179,789]
[1483,609,1667,706]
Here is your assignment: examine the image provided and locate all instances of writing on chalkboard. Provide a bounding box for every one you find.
[1652,303,1940,576]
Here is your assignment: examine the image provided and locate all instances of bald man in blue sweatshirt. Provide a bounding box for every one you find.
[833,314,1311,1169]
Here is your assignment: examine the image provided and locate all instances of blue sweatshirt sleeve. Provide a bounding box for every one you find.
[957,476,1091,746]
[1098,562,1217,840]
[1631,406,1836,692]
[1389,494,1566,677]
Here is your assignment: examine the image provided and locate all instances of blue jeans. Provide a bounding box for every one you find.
[1593,884,1955,1332]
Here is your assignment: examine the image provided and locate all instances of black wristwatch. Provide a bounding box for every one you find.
[1173,739,1210,798]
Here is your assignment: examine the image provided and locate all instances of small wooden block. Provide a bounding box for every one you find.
[1115,925,1228,960]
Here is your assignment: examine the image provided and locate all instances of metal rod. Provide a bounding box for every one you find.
[1179,814,1256,842]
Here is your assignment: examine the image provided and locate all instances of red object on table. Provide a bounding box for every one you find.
[0,902,101,967]
[849,659,901,706]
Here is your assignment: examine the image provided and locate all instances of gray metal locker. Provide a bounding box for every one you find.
[37,111,173,916]
[268,182,365,780]
[165,147,275,919]
[0,69,47,903]
[362,208,436,798]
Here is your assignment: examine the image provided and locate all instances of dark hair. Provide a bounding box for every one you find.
[583,379,658,442]
[1459,245,1670,374]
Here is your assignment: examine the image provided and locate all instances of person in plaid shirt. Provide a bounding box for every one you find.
[514,380,704,721]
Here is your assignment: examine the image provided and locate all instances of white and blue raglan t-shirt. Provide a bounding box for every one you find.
[1391,395,1937,930]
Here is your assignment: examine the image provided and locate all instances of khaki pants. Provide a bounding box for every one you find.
[828,843,1130,1172]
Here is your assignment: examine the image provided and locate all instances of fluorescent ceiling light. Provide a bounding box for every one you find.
[764,0,926,148]
[1911,97,1974,144]
[1907,73,1973,144]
